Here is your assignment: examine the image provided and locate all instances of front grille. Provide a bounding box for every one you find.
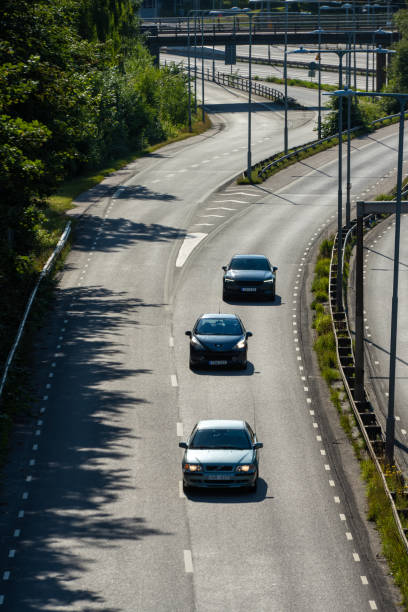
[205,465,233,472]
[203,350,236,359]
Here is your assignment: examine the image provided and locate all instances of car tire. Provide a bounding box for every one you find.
[222,290,228,301]
[248,474,258,493]
[189,358,196,370]
[183,481,191,494]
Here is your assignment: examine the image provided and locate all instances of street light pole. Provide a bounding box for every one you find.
[337,92,343,311]
[187,17,192,132]
[247,13,253,179]
[385,96,406,464]
[201,14,205,122]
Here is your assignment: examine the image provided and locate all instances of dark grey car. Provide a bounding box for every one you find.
[186,313,252,370]
[222,254,278,301]
[179,419,263,492]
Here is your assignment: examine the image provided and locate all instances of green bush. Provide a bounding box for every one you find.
[314,314,332,335]
[315,257,330,278]
[312,276,328,294]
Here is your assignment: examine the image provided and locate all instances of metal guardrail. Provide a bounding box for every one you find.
[0,222,72,404]
[329,216,408,552]
[255,111,408,179]
[185,65,285,105]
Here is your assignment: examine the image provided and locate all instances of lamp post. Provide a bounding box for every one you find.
[187,17,192,132]
[201,13,205,122]
[247,11,253,179]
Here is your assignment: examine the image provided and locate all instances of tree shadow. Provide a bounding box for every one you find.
[0,284,173,610]
[72,215,186,254]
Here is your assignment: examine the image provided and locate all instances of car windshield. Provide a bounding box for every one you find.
[195,317,243,336]
[190,428,251,449]
[230,257,270,271]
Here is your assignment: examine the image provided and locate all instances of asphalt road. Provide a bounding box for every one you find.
[0,81,403,610]
[351,215,408,475]
[163,44,376,91]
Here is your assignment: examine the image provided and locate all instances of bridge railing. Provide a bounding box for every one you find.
[142,13,393,35]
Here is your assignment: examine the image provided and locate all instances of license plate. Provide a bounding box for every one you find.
[207,475,231,480]
[209,360,227,365]
[242,287,256,292]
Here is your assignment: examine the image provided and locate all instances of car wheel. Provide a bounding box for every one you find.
[189,358,196,370]
[248,474,258,492]
[222,290,228,301]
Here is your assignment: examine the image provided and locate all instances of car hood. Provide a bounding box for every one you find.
[195,334,243,350]
[184,448,254,465]
[225,270,274,282]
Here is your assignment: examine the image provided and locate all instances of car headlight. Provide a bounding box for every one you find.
[184,463,202,472]
[263,278,275,283]
[236,464,255,472]
[232,337,246,350]
[191,336,205,350]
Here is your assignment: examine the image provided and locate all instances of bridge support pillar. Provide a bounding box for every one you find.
[376,52,386,91]
[148,41,161,67]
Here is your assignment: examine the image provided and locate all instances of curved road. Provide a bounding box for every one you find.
[0,81,403,610]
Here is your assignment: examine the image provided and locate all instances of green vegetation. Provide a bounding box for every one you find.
[262,74,338,92]
[362,460,408,607]
[0,0,197,376]
[311,230,408,608]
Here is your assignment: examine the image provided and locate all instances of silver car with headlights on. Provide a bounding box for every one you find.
[179,419,263,492]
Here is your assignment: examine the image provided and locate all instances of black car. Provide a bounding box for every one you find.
[186,313,252,370]
[222,254,278,301]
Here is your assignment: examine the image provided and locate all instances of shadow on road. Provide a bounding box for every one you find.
[191,362,255,376]
[0,281,173,610]
[185,478,270,503]
[223,294,282,307]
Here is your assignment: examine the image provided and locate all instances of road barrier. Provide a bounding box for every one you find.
[329,215,408,552]
[185,64,286,105]
[253,112,408,180]
[0,222,72,405]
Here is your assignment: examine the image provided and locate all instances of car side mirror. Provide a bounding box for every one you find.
[185,331,192,337]
[253,442,263,449]
[246,331,253,338]
[273,266,278,272]
[222,265,227,271]
[179,442,188,449]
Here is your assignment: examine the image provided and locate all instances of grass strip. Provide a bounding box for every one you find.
[311,233,408,608]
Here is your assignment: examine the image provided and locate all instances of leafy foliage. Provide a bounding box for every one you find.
[0,0,192,369]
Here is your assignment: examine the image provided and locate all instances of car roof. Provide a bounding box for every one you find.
[231,254,268,260]
[198,313,240,320]
[196,419,247,430]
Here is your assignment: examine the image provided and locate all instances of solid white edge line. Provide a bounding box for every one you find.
[184,549,193,573]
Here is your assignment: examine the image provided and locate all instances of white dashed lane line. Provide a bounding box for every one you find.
[171,375,178,388]
[177,423,183,437]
